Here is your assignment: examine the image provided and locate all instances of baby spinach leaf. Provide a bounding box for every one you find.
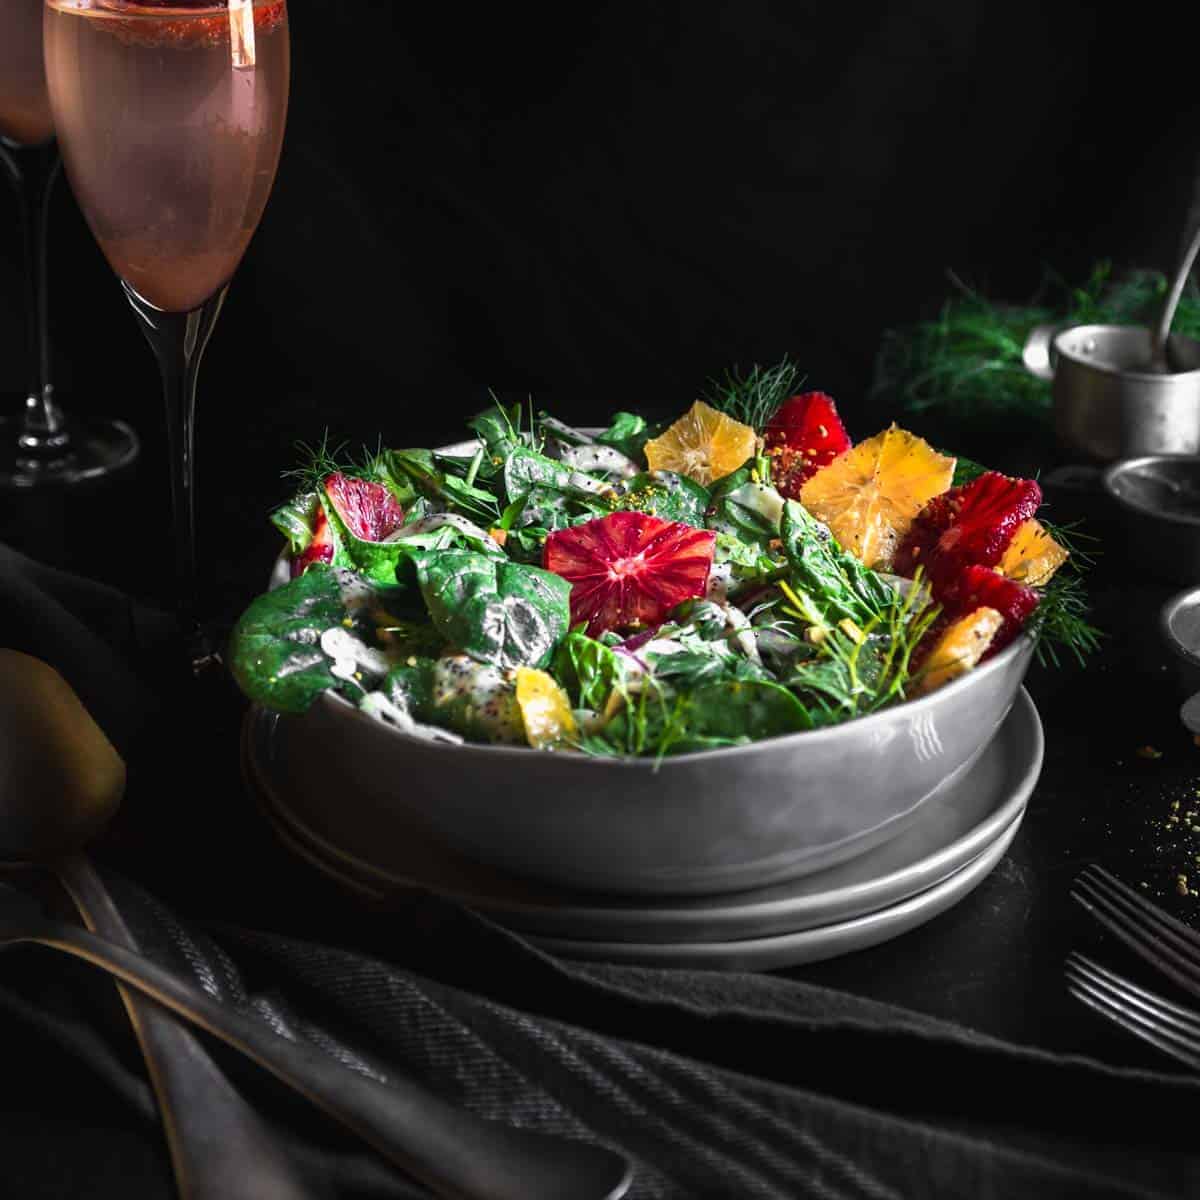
[779,500,896,630]
[469,403,526,462]
[381,658,437,716]
[516,485,574,531]
[228,566,387,714]
[613,471,709,525]
[413,550,572,669]
[553,630,629,711]
[504,447,612,503]
[270,491,321,555]
[502,448,611,530]
[596,411,662,462]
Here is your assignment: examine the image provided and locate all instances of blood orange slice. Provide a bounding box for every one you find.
[542,511,716,636]
[292,508,334,576]
[515,668,579,749]
[324,473,405,542]
[643,401,757,487]
[938,564,1039,657]
[894,471,1041,588]
[764,392,852,499]
[913,607,1004,695]
[998,519,1069,587]
[798,425,956,570]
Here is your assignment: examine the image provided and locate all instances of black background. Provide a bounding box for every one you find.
[3,0,1200,621]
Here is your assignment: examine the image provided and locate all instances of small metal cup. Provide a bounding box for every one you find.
[1023,322,1200,460]
[1160,586,1200,734]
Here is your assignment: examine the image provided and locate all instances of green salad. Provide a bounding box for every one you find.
[229,366,1096,757]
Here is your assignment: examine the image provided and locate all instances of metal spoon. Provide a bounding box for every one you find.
[0,882,632,1200]
[1149,222,1200,372]
[0,651,632,1200]
[0,649,314,1200]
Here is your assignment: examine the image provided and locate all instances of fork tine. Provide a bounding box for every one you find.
[1080,865,1200,961]
[1065,969,1200,1075]
[1067,953,1200,1040]
[1065,984,1200,1070]
[1074,873,1200,981]
[1071,878,1200,1001]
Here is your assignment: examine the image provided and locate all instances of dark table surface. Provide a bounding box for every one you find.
[0,409,1191,1083]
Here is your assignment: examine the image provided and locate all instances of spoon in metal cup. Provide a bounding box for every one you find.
[0,650,633,1200]
[1149,223,1200,373]
[0,649,314,1200]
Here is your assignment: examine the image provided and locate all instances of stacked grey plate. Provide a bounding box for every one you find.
[243,690,1042,970]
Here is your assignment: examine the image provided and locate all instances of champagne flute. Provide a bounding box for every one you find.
[44,0,290,663]
[0,0,138,488]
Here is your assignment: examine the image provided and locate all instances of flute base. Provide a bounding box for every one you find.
[0,414,139,489]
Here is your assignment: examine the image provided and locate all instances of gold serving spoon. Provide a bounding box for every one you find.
[0,650,632,1200]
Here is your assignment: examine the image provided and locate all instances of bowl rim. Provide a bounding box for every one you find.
[1160,585,1200,668]
[1053,323,1200,384]
[1102,455,1200,528]
[318,633,1034,768]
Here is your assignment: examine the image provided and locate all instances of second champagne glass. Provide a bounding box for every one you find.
[0,0,138,487]
[44,0,290,660]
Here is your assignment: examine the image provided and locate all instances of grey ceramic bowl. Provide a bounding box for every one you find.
[1103,455,1200,585]
[276,635,1035,897]
[262,432,1035,897]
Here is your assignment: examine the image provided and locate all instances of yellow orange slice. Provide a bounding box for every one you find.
[515,668,579,749]
[644,400,757,486]
[799,425,956,569]
[998,519,1069,587]
[914,608,1003,696]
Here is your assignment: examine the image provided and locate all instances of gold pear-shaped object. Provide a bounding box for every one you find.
[0,649,124,860]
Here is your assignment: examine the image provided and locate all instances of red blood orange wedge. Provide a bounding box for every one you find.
[324,473,405,543]
[894,471,1041,588]
[764,392,852,499]
[938,564,1039,657]
[292,508,334,576]
[542,511,716,636]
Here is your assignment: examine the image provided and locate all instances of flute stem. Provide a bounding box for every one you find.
[122,280,228,663]
[1,137,69,464]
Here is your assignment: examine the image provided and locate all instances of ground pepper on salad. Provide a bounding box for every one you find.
[229,360,1099,757]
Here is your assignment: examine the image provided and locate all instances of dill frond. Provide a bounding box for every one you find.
[1029,519,1102,666]
[280,431,368,494]
[872,261,1200,424]
[703,357,806,432]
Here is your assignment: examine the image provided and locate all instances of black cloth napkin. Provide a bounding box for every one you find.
[1,542,1198,1200]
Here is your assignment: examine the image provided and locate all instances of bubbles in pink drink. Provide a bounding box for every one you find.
[45,0,289,312]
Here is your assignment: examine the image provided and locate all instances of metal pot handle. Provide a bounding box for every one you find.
[1022,323,1057,381]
